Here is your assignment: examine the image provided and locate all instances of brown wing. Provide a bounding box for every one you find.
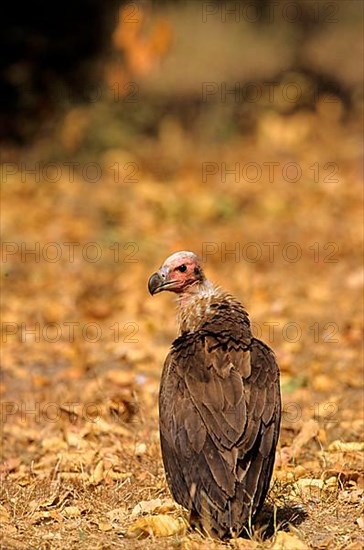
[159,306,281,538]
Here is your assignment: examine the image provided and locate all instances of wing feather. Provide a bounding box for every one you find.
[159,307,281,538]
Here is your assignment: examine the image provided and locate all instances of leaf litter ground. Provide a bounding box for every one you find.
[1,106,363,549]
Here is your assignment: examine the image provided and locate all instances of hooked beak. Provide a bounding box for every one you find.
[148,272,178,295]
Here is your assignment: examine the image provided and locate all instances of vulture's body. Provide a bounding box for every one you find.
[148,252,281,539]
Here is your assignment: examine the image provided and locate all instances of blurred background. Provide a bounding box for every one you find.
[1,1,363,548]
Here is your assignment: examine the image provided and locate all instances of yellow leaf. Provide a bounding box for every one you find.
[107,471,132,481]
[346,542,364,550]
[0,504,10,523]
[127,514,187,538]
[311,375,336,392]
[31,510,63,524]
[38,487,72,510]
[233,539,258,549]
[155,501,182,514]
[296,478,324,489]
[106,507,125,522]
[356,517,364,529]
[59,472,89,481]
[293,478,325,500]
[272,531,308,549]
[293,465,308,479]
[135,442,147,456]
[277,419,320,466]
[328,441,364,452]
[88,417,131,437]
[41,437,68,452]
[290,419,319,457]
[65,431,86,448]
[1,524,17,536]
[131,498,180,517]
[62,506,81,518]
[98,521,113,531]
[131,499,163,517]
[89,460,104,485]
[106,370,135,386]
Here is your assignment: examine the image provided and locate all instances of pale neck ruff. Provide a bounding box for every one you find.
[176,279,222,334]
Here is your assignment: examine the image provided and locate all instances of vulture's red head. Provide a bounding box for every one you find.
[148,251,205,295]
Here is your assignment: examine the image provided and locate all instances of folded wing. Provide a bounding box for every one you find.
[159,327,281,538]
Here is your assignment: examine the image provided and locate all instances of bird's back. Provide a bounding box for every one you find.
[159,294,281,538]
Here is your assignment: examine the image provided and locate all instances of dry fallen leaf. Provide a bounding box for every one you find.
[106,470,132,481]
[311,375,337,392]
[233,539,258,549]
[59,472,89,481]
[64,431,87,448]
[327,441,364,452]
[105,369,135,386]
[154,501,182,514]
[0,504,11,523]
[296,478,324,489]
[106,507,125,522]
[89,459,104,485]
[277,419,320,466]
[85,417,131,437]
[0,457,21,478]
[97,521,113,531]
[271,531,308,549]
[292,478,328,500]
[31,510,63,524]
[41,436,68,452]
[127,514,187,538]
[321,468,360,482]
[0,523,18,536]
[135,442,147,456]
[36,485,72,510]
[275,465,308,482]
[62,506,81,518]
[339,489,364,504]
[346,542,364,550]
[131,498,180,517]
[131,498,163,517]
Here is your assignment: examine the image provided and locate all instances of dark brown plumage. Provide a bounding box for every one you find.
[148,251,281,539]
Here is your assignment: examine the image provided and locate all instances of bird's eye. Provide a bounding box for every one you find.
[177,264,187,273]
